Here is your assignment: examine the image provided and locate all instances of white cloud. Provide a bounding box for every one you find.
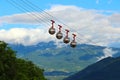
[97,48,117,61]
[0,12,51,25]
[0,5,120,46]
[109,13,120,27]
[96,0,113,4]
[0,28,55,46]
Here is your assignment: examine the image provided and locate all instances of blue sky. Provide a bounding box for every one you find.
[0,0,120,16]
[0,0,120,47]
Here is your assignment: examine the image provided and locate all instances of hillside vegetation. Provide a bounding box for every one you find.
[0,41,46,80]
[10,42,120,80]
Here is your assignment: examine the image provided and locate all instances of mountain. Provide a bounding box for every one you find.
[9,41,56,55]
[8,41,120,80]
[9,42,105,71]
[64,57,120,80]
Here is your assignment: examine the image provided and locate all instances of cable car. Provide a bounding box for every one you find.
[48,20,55,35]
[70,34,77,48]
[56,25,63,39]
[63,29,70,44]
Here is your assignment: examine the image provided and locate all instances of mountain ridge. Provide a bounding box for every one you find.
[64,56,120,80]
[8,41,120,80]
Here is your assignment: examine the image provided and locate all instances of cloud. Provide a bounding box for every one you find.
[109,13,120,27]
[96,0,113,4]
[0,28,55,46]
[96,0,100,4]
[0,12,52,25]
[0,5,120,46]
[108,0,112,4]
[97,48,117,61]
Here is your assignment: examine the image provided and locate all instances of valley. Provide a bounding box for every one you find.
[9,41,120,80]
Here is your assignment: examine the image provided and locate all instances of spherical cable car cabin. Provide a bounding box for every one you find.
[48,20,55,35]
[70,34,77,48]
[56,25,63,39]
[63,29,70,44]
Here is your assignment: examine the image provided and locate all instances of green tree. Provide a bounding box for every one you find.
[0,41,47,80]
